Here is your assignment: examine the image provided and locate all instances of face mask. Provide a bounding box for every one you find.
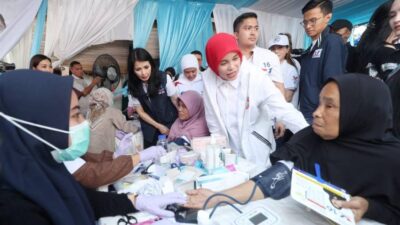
[51,120,90,162]
[0,112,90,163]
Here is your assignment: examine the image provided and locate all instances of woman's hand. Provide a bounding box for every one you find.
[332,196,369,223]
[274,121,286,139]
[158,124,170,135]
[185,188,216,209]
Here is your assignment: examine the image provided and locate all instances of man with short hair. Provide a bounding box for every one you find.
[233,12,285,95]
[299,0,346,123]
[331,19,355,72]
[70,61,102,116]
[70,61,101,98]
[191,50,206,72]
[331,19,353,44]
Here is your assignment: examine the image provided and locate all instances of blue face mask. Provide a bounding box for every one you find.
[0,112,90,163]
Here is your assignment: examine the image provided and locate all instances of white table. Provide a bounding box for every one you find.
[99,195,384,225]
[99,156,384,225]
[207,197,384,225]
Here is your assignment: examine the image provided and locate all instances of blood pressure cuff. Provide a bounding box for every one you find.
[250,162,291,200]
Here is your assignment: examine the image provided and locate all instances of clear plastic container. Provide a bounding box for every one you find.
[156,134,168,166]
[205,134,222,174]
[156,134,168,152]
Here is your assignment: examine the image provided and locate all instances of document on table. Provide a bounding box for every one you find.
[290,168,355,225]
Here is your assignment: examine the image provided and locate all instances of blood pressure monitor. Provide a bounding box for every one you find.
[233,206,279,225]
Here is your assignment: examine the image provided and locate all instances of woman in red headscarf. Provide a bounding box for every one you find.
[202,33,307,170]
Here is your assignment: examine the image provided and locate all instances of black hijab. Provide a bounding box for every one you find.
[271,74,400,223]
[0,70,95,224]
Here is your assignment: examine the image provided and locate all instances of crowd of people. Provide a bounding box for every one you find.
[1,0,400,224]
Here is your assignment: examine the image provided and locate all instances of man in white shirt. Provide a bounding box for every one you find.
[233,12,285,95]
[70,61,102,116]
[175,54,204,95]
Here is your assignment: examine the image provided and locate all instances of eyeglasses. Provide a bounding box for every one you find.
[241,25,259,32]
[300,17,323,27]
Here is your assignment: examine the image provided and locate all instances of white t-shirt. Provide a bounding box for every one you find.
[128,75,177,107]
[246,46,284,83]
[281,60,300,91]
[175,73,204,95]
[281,59,301,108]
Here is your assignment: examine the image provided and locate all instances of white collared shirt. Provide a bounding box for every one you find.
[72,74,95,117]
[72,74,92,92]
[216,75,241,154]
[246,46,284,83]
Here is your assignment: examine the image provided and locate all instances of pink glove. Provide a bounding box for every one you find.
[135,192,187,217]
[139,146,166,162]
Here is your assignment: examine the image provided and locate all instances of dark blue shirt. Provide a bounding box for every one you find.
[299,27,347,122]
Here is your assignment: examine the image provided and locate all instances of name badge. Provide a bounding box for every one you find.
[312,49,323,58]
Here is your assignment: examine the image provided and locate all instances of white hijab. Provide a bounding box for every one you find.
[181,54,199,72]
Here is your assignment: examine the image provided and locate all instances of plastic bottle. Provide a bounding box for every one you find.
[205,134,221,174]
[156,134,168,152]
[156,134,168,166]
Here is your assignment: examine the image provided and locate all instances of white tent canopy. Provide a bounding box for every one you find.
[248,0,352,18]
[213,4,306,50]
[0,0,381,69]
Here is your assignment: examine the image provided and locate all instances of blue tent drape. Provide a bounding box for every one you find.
[332,0,388,26]
[303,36,312,50]
[157,0,214,70]
[30,0,47,56]
[185,15,214,70]
[133,0,158,48]
[188,0,257,9]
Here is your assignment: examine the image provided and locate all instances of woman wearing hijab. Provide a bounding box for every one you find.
[175,54,204,95]
[202,33,307,169]
[87,87,138,154]
[70,88,166,188]
[168,91,209,141]
[127,48,178,147]
[0,70,186,224]
[186,74,400,224]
